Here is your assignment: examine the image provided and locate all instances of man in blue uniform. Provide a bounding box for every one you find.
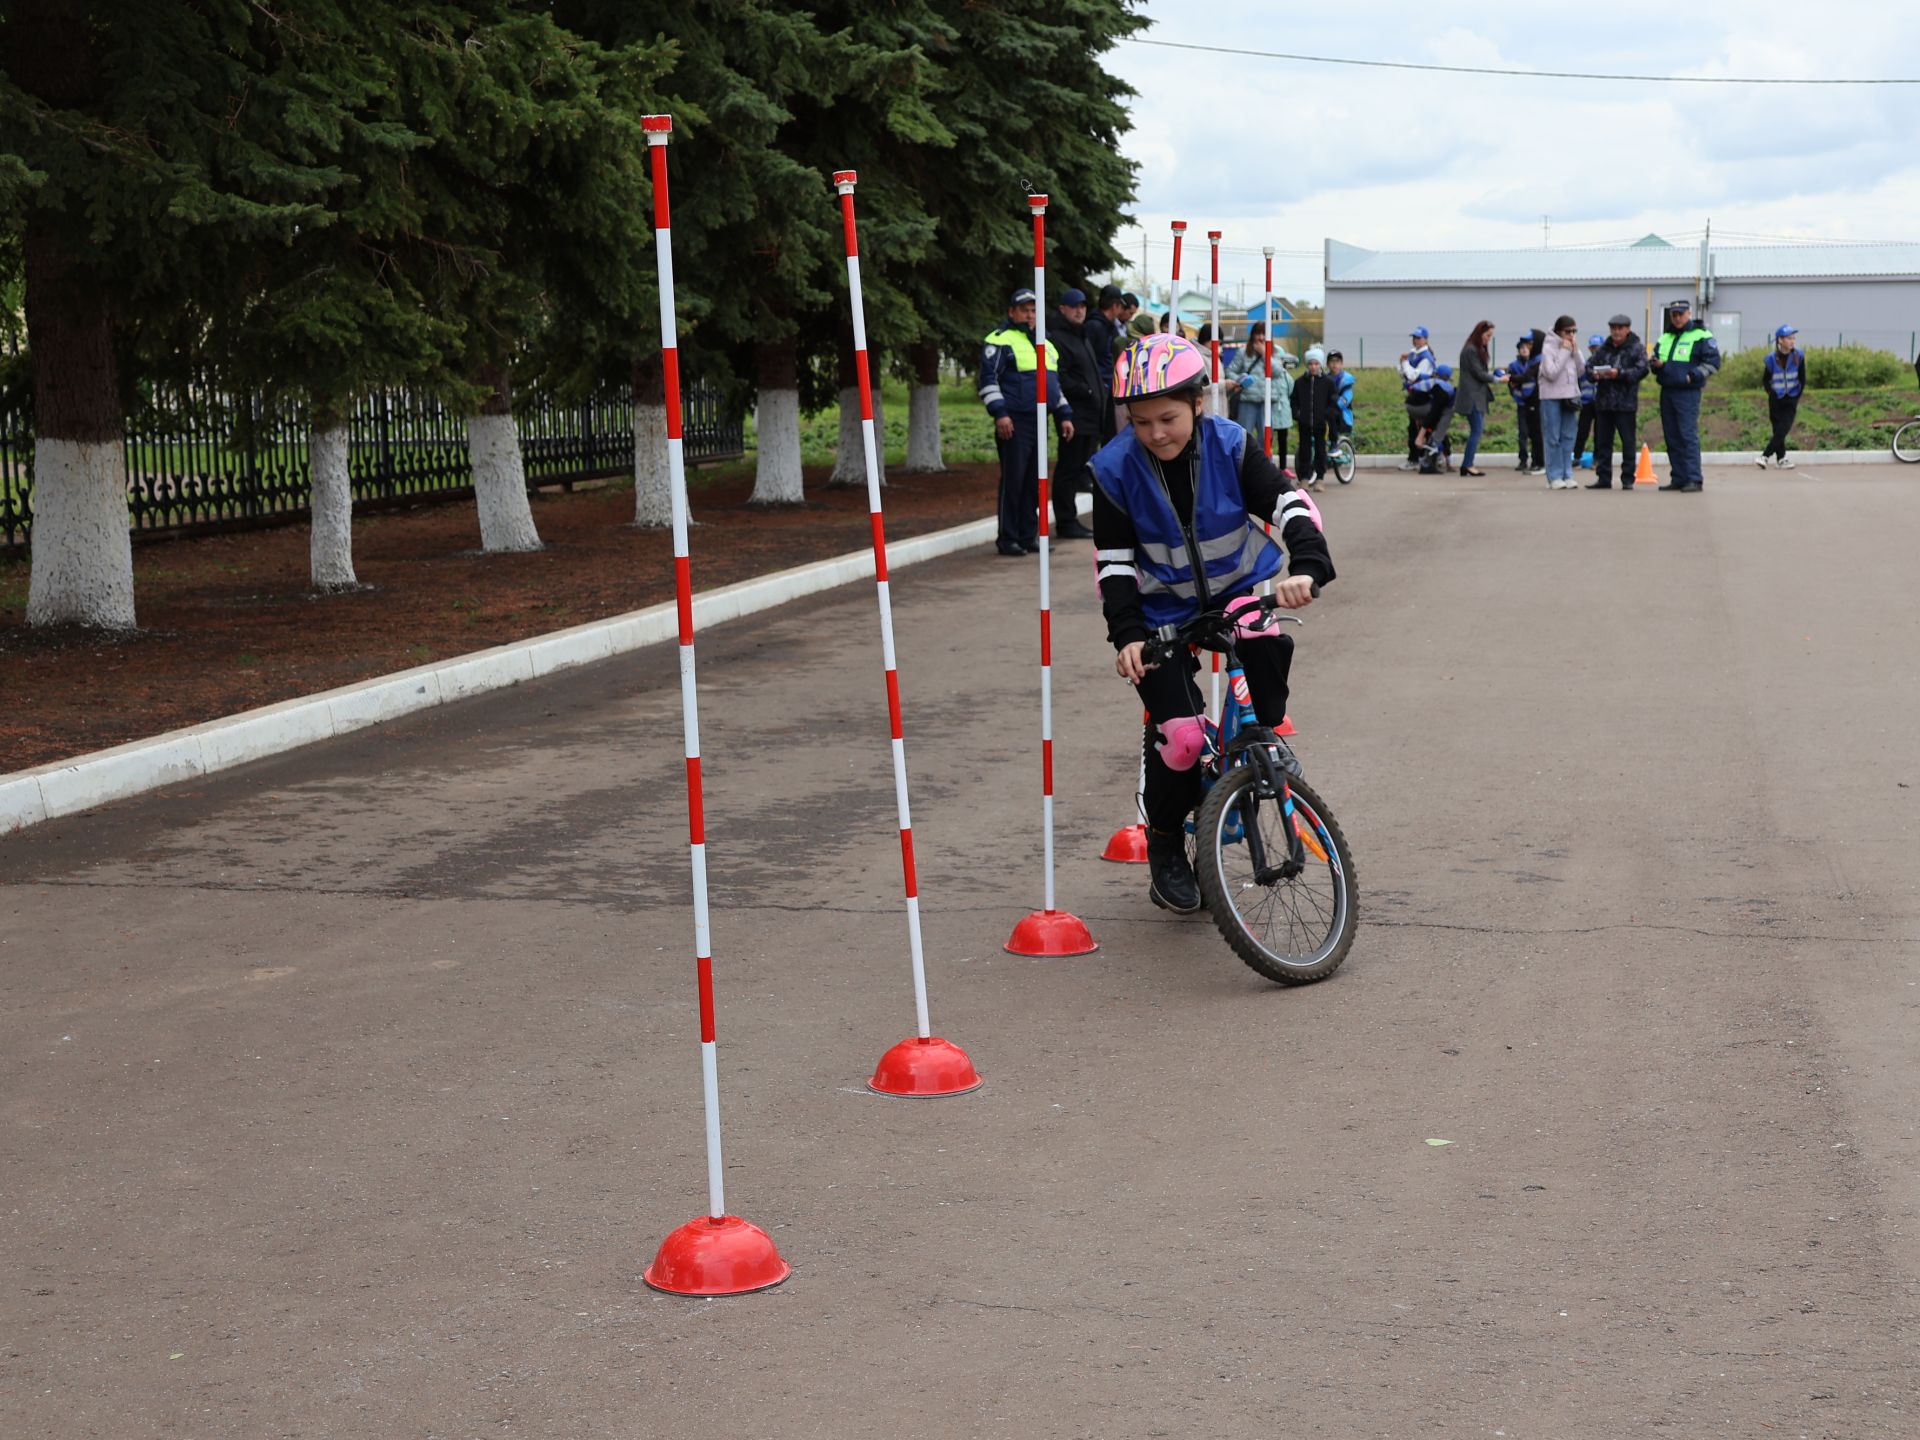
[1649,298,1720,492]
[979,287,1076,554]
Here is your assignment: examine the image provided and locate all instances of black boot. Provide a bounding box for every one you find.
[1147,825,1202,914]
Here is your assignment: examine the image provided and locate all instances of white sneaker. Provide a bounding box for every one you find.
[1398,459,1417,471]
[1776,455,1796,469]
[1754,454,1769,468]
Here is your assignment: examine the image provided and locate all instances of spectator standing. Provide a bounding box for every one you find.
[1650,298,1719,491]
[1085,285,1129,440]
[1049,288,1102,538]
[979,287,1075,555]
[1455,320,1501,476]
[1584,313,1649,490]
[1398,325,1438,468]
[1291,346,1336,486]
[1507,334,1543,473]
[1573,335,1602,466]
[1536,315,1584,488]
[1225,321,1293,449]
[1328,351,1355,454]
[1119,292,1140,329]
[1759,324,1805,469]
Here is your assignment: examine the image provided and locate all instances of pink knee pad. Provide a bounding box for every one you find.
[1154,715,1206,771]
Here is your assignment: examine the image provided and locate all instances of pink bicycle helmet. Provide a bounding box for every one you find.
[1113,333,1209,402]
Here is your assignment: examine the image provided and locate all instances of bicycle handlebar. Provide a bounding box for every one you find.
[1139,586,1319,668]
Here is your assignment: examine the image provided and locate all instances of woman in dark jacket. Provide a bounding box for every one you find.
[1455,320,1501,475]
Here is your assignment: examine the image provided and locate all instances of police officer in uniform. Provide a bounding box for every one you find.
[1649,298,1720,492]
[979,287,1076,554]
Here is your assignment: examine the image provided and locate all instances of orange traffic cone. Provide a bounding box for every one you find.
[1633,443,1655,486]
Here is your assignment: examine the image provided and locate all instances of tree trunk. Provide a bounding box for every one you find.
[18,6,136,630]
[467,363,541,552]
[829,320,883,487]
[749,335,804,506]
[632,354,673,528]
[904,341,946,473]
[309,416,358,591]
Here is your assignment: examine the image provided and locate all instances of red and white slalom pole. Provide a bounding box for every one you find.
[1262,247,1276,460]
[834,171,983,1095]
[1006,193,1096,957]
[1206,229,1224,719]
[638,115,789,1298]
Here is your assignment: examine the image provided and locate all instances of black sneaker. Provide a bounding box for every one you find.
[1053,519,1095,540]
[1146,827,1202,914]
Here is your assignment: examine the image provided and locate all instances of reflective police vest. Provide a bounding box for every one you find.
[1765,349,1805,398]
[1654,326,1713,364]
[983,327,1056,376]
[1089,414,1284,628]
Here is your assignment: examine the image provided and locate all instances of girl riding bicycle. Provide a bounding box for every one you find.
[1091,333,1336,915]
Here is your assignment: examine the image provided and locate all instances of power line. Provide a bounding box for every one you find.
[1122,37,1920,85]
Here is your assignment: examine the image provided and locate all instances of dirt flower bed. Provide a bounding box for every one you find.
[0,463,1003,772]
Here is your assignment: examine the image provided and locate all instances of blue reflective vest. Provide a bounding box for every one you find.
[1765,348,1805,399]
[1089,414,1284,629]
[1578,358,1598,406]
[1332,370,1356,428]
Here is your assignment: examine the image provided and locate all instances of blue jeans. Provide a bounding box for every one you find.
[1460,407,1486,470]
[1659,386,1703,486]
[1540,398,1577,481]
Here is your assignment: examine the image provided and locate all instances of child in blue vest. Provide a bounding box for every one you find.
[1759,325,1805,469]
[1093,333,1336,914]
[1328,351,1357,444]
[1574,335,1601,467]
[1507,335,1542,473]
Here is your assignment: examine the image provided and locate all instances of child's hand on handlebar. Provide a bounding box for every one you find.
[1271,576,1317,609]
[1115,640,1153,681]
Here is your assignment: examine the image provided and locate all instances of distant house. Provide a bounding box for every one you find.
[1322,236,1920,364]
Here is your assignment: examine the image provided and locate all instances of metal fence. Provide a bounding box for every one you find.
[0,376,743,549]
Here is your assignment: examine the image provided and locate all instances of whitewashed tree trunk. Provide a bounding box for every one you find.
[309,421,358,591]
[830,383,884,486]
[632,402,673,527]
[467,412,541,552]
[905,383,944,472]
[24,439,136,628]
[749,387,804,505]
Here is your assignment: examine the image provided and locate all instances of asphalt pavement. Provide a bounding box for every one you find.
[4,463,1917,1438]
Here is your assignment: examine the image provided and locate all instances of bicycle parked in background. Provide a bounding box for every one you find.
[1893,413,1920,463]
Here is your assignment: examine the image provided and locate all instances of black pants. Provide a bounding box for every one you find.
[1591,408,1637,485]
[994,416,1039,549]
[1135,634,1295,833]
[1763,395,1799,460]
[1053,424,1097,526]
[1516,402,1543,467]
[1574,402,1596,459]
[1405,416,1421,463]
[1295,423,1328,481]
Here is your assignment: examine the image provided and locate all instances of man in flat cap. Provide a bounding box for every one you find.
[980,288,1076,554]
[1584,313,1651,489]
[1649,298,1719,492]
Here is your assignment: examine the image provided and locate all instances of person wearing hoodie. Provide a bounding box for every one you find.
[1291,346,1337,486]
[1536,315,1586,489]
[1584,314,1649,489]
[1225,321,1295,453]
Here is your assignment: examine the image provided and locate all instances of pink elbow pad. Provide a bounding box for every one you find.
[1154,715,1206,771]
[1299,489,1324,531]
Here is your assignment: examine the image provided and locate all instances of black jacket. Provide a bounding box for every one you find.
[1456,341,1498,414]
[1052,315,1106,424]
[1290,371,1336,431]
[1587,331,1649,412]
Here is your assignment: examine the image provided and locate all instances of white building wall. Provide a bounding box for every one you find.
[1327,278,1920,365]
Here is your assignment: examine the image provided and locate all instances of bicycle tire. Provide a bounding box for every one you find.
[1194,763,1357,984]
[1333,439,1357,484]
[1893,419,1920,464]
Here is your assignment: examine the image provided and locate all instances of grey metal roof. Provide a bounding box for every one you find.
[1326,239,1920,287]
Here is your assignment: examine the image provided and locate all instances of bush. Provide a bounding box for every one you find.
[1718,343,1911,391]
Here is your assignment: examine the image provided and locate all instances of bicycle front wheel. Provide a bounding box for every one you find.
[1194,762,1357,984]
[1333,438,1357,484]
[1893,420,1920,464]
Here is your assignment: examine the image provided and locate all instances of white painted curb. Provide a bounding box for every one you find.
[1,500,1074,837]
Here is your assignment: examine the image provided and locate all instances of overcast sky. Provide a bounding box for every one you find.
[1107,2,1917,304]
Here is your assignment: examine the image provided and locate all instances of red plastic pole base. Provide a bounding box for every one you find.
[868,1035,984,1097]
[642,1214,791,1296]
[1100,822,1148,863]
[1004,908,1099,957]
